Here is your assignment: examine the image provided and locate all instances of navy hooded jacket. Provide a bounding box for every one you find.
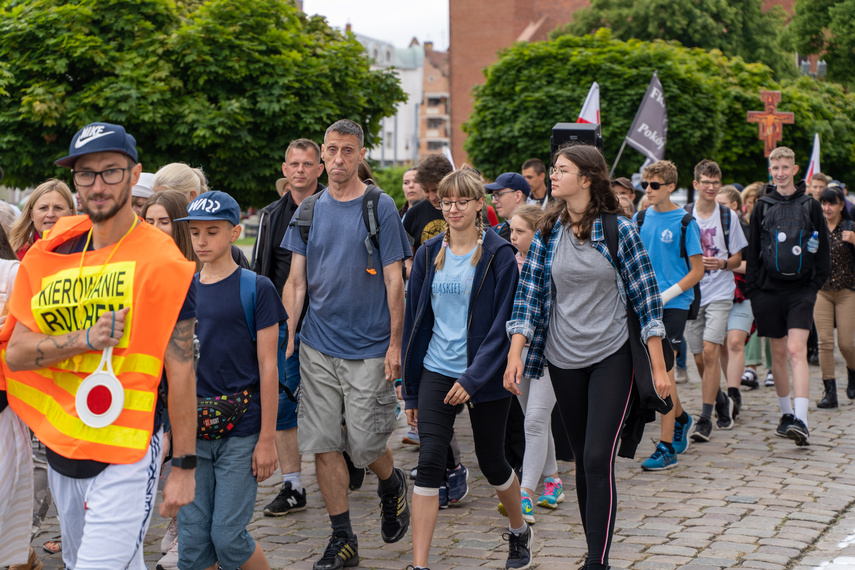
[401,228,519,408]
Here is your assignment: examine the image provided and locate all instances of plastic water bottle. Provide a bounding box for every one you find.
[807,231,819,253]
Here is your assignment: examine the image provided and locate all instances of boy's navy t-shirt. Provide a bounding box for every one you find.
[194,268,287,439]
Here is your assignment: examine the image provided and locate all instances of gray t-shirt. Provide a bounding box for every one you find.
[544,227,628,369]
[281,189,412,359]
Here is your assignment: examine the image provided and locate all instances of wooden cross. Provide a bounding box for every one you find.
[747,91,795,157]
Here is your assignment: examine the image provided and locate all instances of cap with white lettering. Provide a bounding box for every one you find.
[56,122,138,168]
[176,190,241,226]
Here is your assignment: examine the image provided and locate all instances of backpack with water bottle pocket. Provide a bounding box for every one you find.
[757,192,818,281]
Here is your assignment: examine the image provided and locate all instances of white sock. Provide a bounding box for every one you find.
[794,398,809,427]
[283,471,302,493]
[510,521,528,535]
[778,396,793,416]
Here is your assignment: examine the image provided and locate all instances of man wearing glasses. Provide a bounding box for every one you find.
[2,122,198,569]
[486,173,531,242]
[684,159,747,443]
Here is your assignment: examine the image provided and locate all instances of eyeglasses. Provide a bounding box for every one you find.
[550,167,581,180]
[697,179,722,188]
[72,167,131,187]
[641,181,663,190]
[439,198,475,211]
[491,190,517,200]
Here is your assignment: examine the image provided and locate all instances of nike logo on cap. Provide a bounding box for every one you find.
[74,125,115,149]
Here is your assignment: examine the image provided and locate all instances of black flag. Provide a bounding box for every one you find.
[625,72,668,162]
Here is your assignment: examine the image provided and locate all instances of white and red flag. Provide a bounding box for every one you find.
[577,82,600,124]
[805,133,820,181]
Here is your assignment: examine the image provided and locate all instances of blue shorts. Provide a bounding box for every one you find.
[726,299,753,334]
[178,433,259,570]
[276,333,301,431]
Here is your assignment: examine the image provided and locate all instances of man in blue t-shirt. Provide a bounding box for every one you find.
[633,160,704,472]
[281,119,412,570]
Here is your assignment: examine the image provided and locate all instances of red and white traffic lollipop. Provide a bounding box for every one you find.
[75,347,124,428]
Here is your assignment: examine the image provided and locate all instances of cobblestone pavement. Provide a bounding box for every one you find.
[29,355,855,569]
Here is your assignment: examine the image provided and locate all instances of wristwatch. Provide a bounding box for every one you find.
[171,454,197,469]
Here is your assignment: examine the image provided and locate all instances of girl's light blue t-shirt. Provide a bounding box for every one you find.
[423,245,477,378]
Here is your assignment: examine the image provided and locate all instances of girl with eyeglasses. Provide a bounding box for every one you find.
[402,169,532,570]
[506,144,670,570]
[813,186,855,408]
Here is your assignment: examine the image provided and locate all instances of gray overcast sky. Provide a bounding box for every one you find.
[302,0,450,51]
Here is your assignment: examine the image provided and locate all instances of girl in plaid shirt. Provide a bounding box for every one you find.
[504,144,670,570]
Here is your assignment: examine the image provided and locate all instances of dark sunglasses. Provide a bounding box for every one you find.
[640,181,663,190]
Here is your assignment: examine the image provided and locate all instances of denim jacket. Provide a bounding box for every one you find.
[506,215,665,379]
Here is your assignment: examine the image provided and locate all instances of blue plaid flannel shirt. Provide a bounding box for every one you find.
[506,216,666,379]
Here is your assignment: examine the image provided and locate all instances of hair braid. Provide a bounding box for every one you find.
[472,209,484,266]
[434,222,451,271]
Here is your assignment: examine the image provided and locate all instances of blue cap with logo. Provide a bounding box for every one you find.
[56,122,138,168]
[176,191,241,226]
[484,172,531,196]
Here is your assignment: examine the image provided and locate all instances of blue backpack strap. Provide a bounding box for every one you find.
[238,267,258,341]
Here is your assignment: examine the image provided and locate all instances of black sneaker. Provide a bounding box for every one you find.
[504,525,533,569]
[343,451,365,492]
[378,467,410,543]
[313,532,359,570]
[715,394,734,430]
[786,418,811,446]
[690,416,712,442]
[776,413,795,437]
[728,389,742,419]
[263,482,307,516]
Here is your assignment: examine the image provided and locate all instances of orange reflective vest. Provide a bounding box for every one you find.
[1,215,195,464]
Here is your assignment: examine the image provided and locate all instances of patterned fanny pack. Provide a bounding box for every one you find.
[197,386,255,440]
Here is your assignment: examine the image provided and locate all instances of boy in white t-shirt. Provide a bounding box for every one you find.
[633,160,704,471]
[685,160,748,443]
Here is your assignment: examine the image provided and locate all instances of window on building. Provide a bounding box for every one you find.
[386,131,393,149]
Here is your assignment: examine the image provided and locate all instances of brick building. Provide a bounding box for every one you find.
[418,42,451,162]
[449,0,797,167]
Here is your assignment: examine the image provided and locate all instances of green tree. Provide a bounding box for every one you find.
[781,0,855,86]
[0,0,406,206]
[464,30,855,189]
[554,0,792,78]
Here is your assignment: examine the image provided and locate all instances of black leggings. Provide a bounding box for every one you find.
[548,341,633,568]
[414,369,514,490]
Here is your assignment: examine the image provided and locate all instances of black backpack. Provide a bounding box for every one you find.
[757,193,816,281]
[292,184,384,275]
[636,209,701,320]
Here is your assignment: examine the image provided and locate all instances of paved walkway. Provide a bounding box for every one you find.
[30,355,855,569]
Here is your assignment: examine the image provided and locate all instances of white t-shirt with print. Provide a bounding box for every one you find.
[693,205,748,306]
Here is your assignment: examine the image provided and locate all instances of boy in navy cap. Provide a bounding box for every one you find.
[176,190,286,570]
[486,173,531,242]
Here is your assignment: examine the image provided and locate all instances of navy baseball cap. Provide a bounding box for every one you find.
[56,122,138,168]
[177,191,241,226]
[485,172,531,196]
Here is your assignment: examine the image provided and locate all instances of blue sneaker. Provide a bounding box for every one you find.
[641,442,677,471]
[439,479,449,509]
[446,464,469,503]
[672,413,693,454]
